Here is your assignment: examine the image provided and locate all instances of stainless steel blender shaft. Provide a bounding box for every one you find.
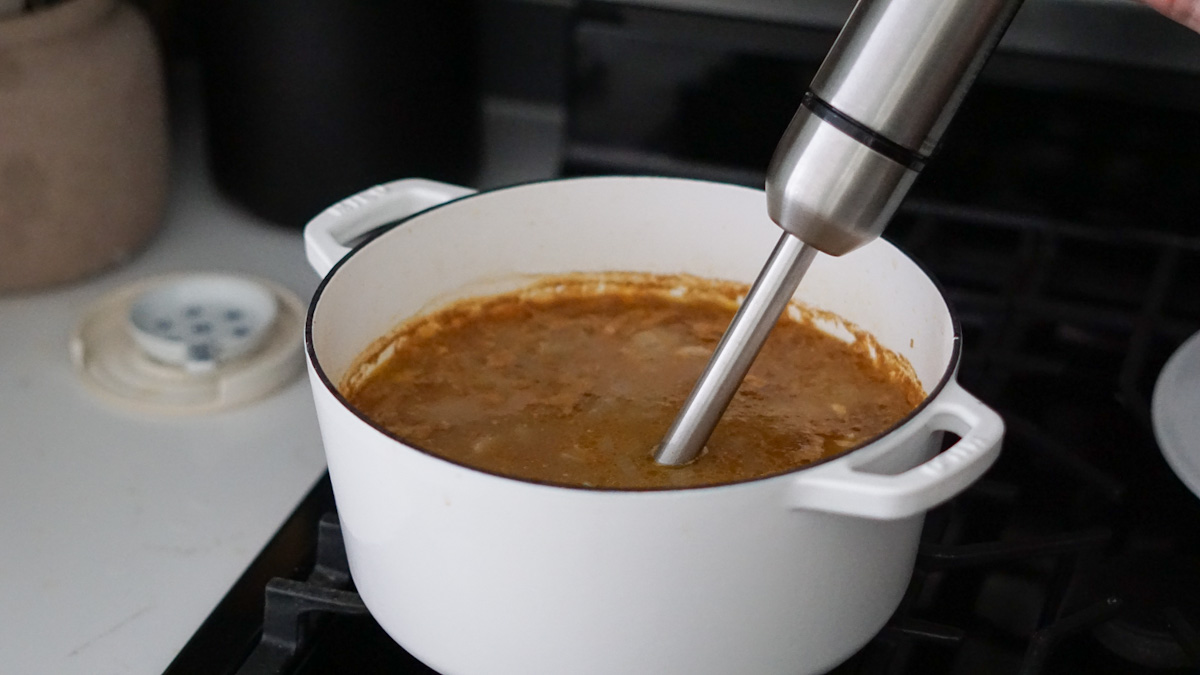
[655,0,1024,466]
[654,234,816,466]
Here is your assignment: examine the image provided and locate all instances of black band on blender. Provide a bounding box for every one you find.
[802,91,928,172]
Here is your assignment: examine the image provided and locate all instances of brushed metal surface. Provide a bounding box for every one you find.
[810,0,1024,156]
[765,106,918,256]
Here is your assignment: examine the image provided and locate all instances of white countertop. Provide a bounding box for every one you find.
[0,106,328,674]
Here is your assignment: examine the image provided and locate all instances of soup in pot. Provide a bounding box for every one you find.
[340,273,924,489]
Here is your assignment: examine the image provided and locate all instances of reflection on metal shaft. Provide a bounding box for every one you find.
[655,234,818,466]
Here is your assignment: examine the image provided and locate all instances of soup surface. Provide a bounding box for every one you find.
[341,273,924,489]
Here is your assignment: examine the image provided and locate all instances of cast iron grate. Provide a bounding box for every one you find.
[234,514,367,675]
[820,197,1200,675]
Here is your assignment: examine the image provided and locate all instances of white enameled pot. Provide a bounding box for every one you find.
[303,176,1004,675]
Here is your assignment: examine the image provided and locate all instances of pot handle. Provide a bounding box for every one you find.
[787,381,1004,520]
[304,178,477,278]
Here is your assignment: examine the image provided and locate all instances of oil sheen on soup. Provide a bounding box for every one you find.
[341,273,925,489]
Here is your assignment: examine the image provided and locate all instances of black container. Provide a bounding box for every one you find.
[198,1,481,226]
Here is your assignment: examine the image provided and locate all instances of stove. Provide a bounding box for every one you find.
[166,3,1200,673]
[163,186,1200,671]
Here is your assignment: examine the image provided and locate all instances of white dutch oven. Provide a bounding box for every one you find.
[303,176,1004,675]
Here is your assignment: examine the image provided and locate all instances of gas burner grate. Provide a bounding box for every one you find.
[235,514,366,675]
[887,199,1200,409]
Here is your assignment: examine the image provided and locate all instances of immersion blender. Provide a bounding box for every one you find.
[655,0,1025,465]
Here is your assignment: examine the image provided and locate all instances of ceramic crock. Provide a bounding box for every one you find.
[303,176,1004,675]
[0,0,167,292]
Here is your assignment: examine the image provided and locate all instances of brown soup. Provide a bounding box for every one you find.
[340,273,924,489]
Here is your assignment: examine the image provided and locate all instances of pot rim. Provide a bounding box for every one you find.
[304,175,964,492]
